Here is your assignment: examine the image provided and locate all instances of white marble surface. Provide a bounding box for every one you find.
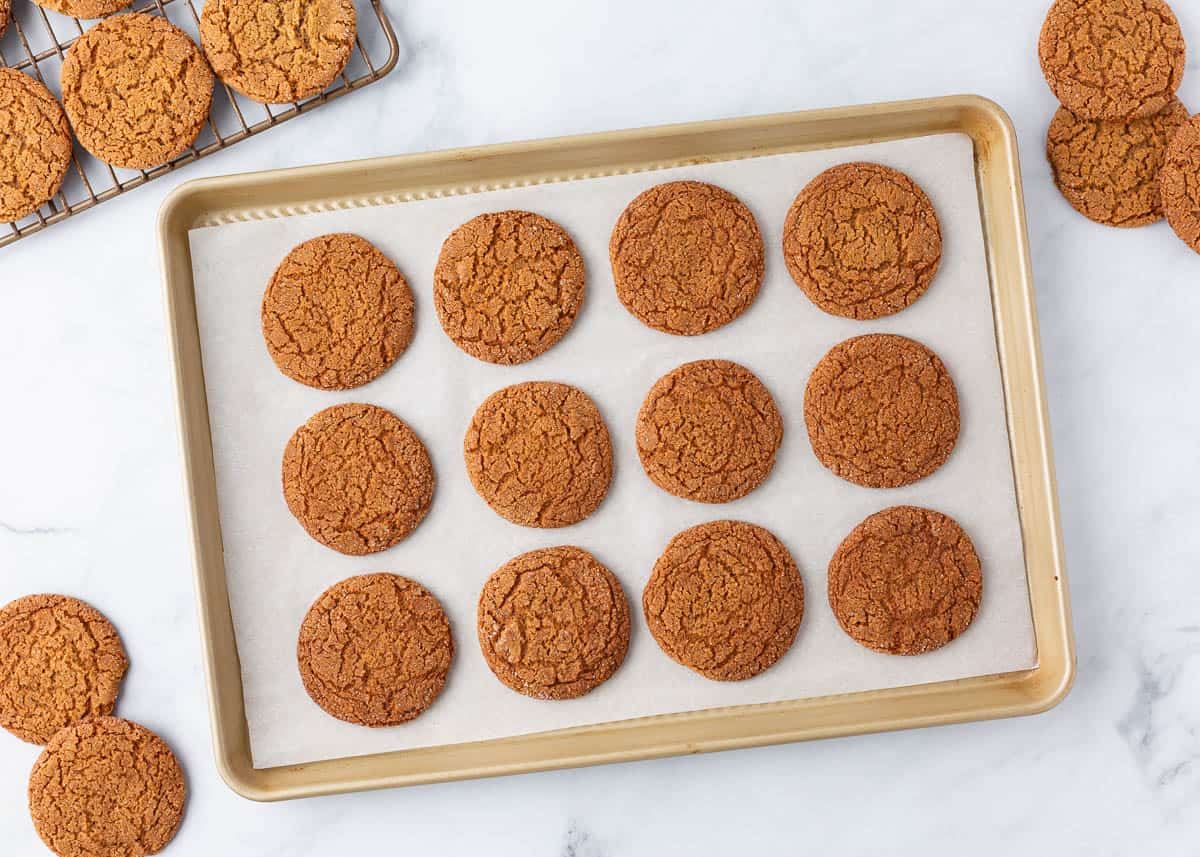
[1,0,1198,853]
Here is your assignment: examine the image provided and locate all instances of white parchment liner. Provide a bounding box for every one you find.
[188,133,1036,769]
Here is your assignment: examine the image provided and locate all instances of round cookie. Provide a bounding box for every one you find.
[434,210,585,365]
[1047,98,1190,227]
[30,0,131,20]
[477,546,629,699]
[464,381,612,528]
[643,520,804,681]
[610,181,764,336]
[29,717,185,857]
[0,594,128,745]
[282,403,434,555]
[1038,0,1186,121]
[0,69,73,224]
[262,233,414,390]
[297,573,452,726]
[783,162,942,320]
[829,506,982,655]
[805,334,959,489]
[0,0,10,39]
[1160,114,1200,254]
[200,0,356,103]
[636,359,783,504]
[60,14,213,170]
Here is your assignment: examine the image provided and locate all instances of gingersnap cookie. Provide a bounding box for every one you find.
[297,573,452,726]
[1039,0,1186,121]
[434,210,585,365]
[0,69,73,224]
[465,381,612,528]
[282,403,434,555]
[0,0,10,39]
[610,181,764,336]
[60,14,213,170]
[805,334,959,489]
[829,506,982,655]
[478,546,629,699]
[1160,114,1200,254]
[262,233,414,390]
[783,162,941,320]
[200,0,356,103]
[643,520,803,681]
[30,0,131,20]
[1047,98,1190,227]
[29,717,185,857]
[636,359,783,504]
[0,594,128,745]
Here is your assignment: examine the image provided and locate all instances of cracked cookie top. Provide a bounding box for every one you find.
[200,0,356,103]
[464,381,612,528]
[784,162,941,320]
[805,334,959,489]
[643,520,804,681]
[829,506,982,655]
[610,180,764,336]
[297,573,452,726]
[282,403,434,555]
[60,13,213,170]
[0,0,10,40]
[434,210,585,365]
[31,0,131,21]
[1160,114,1200,254]
[0,594,127,745]
[1047,97,1189,227]
[1039,0,1186,121]
[636,359,783,504]
[262,233,414,390]
[477,546,629,700]
[0,69,73,223]
[29,717,185,857]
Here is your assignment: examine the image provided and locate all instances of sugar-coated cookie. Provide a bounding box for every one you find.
[478,546,629,699]
[805,334,959,489]
[783,162,941,320]
[297,574,453,726]
[1039,0,1185,121]
[29,717,185,857]
[262,233,414,390]
[829,506,982,655]
[282,403,434,555]
[610,181,764,336]
[643,520,804,681]
[0,69,72,223]
[0,594,127,745]
[60,14,213,169]
[200,0,356,103]
[465,381,612,528]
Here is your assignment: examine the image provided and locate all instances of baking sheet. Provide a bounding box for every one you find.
[188,132,1036,770]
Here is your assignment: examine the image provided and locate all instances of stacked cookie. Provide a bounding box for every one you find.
[1040,0,1200,251]
[0,594,185,857]
[1,0,358,223]
[262,161,986,726]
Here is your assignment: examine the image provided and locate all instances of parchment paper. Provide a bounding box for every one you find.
[188,132,1037,770]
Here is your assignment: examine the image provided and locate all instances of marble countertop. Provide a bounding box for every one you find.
[2,0,1198,854]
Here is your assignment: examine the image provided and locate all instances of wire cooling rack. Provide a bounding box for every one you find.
[0,0,398,249]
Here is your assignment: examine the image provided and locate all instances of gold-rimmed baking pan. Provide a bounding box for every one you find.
[159,95,1074,802]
